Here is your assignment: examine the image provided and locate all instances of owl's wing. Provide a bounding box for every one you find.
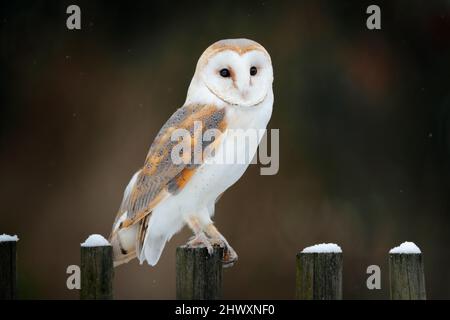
[114,103,227,230]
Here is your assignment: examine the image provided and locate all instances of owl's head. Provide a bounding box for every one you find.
[190,39,273,107]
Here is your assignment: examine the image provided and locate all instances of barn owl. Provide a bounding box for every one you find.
[109,39,274,267]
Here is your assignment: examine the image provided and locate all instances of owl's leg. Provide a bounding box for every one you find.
[185,217,213,254]
[204,224,238,267]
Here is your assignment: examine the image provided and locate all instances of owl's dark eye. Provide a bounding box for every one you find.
[250,66,257,76]
[220,68,230,78]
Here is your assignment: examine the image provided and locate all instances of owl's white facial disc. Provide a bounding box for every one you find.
[200,48,273,107]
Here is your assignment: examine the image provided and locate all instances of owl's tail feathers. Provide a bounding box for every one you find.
[138,232,169,266]
[109,211,168,267]
[110,212,164,267]
[110,233,136,267]
[109,215,139,267]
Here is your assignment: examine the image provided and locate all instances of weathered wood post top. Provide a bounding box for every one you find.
[0,234,19,300]
[176,245,224,300]
[389,241,426,300]
[296,243,343,300]
[80,234,114,300]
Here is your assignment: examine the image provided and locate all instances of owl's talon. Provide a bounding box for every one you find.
[185,232,214,254]
[207,237,238,267]
[222,245,238,267]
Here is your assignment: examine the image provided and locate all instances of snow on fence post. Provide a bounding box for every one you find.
[176,245,224,300]
[80,234,114,300]
[296,243,343,300]
[389,242,426,300]
[0,234,19,300]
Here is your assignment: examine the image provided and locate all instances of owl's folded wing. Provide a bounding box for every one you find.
[114,103,227,231]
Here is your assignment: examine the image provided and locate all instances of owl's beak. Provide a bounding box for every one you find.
[235,78,250,99]
[240,89,249,100]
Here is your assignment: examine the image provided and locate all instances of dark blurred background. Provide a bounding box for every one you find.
[1,0,450,299]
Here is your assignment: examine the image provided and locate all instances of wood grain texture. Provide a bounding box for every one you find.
[80,246,114,300]
[0,241,17,300]
[296,252,343,300]
[389,253,426,300]
[176,245,223,300]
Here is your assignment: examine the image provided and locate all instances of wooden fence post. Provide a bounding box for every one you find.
[0,234,18,300]
[296,243,343,300]
[176,245,224,300]
[389,242,426,300]
[80,234,114,300]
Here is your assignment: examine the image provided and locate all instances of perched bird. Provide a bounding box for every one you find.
[109,39,274,267]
